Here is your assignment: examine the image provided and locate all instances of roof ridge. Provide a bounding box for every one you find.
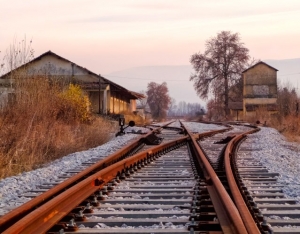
[242,61,278,73]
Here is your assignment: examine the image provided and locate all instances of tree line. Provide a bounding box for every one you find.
[168,99,204,117]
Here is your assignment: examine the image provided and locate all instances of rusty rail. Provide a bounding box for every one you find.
[193,128,231,140]
[181,122,249,234]
[1,121,254,233]
[224,126,261,234]
[0,122,174,231]
[2,135,189,233]
[0,122,229,233]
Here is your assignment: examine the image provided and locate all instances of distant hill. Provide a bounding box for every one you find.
[104,58,300,106]
[265,58,300,88]
[104,65,206,105]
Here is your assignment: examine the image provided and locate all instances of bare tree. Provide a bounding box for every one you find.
[190,31,250,117]
[167,99,204,118]
[1,36,34,75]
[146,82,171,120]
[206,98,224,121]
[277,83,299,117]
[136,90,148,108]
[167,97,177,116]
[177,101,188,116]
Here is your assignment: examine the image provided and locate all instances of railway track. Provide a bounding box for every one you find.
[0,120,298,233]
[69,143,196,233]
[236,134,300,233]
[0,123,179,225]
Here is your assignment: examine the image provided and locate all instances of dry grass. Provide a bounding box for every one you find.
[241,82,300,142]
[269,115,300,142]
[244,106,273,125]
[0,73,117,179]
[244,107,300,143]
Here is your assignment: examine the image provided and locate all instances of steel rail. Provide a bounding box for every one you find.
[0,122,174,231]
[2,135,189,234]
[181,123,248,234]
[0,121,234,233]
[192,128,231,140]
[180,120,232,140]
[224,126,261,234]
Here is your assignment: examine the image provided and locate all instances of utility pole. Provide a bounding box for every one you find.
[98,75,101,114]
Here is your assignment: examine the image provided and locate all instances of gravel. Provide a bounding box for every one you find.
[184,122,300,203]
[246,126,300,202]
[1,122,300,216]
[0,126,148,214]
[182,121,226,132]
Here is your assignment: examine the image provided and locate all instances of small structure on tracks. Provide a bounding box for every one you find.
[115,115,136,136]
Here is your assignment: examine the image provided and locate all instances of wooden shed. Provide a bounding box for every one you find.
[0,51,144,114]
[242,61,278,117]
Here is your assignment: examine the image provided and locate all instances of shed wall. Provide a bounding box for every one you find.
[243,63,277,117]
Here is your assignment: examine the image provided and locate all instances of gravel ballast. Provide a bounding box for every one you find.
[1,122,300,216]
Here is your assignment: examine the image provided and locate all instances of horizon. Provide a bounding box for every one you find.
[103,59,300,106]
[2,0,300,104]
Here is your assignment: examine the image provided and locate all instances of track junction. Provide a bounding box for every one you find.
[0,121,299,233]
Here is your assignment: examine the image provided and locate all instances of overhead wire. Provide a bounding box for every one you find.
[104,74,190,82]
[105,71,300,82]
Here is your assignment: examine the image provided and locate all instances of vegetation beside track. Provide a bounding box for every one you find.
[0,75,117,179]
[242,105,300,143]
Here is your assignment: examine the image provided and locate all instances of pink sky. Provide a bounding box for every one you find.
[1,0,300,74]
[1,0,300,107]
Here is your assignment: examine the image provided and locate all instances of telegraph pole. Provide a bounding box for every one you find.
[98,75,101,114]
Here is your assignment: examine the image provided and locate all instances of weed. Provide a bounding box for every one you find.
[0,73,117,179]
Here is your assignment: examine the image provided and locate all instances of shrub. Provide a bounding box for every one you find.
[58,84,91,123]
[0,39,118,179]
[0,74,117,179]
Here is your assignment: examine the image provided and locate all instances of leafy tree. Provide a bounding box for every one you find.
[190,31,250,117]
[146,82,171,120]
